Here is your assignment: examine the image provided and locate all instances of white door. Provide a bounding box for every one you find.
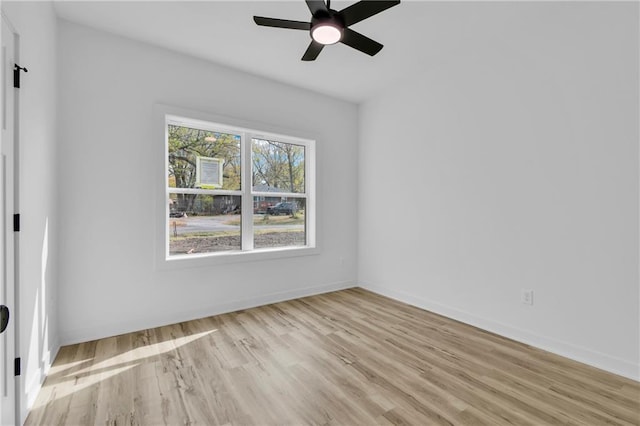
[0,14,16,426]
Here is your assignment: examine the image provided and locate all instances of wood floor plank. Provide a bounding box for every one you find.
[25,289,640,425]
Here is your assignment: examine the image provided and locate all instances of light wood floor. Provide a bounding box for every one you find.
[27,288,639,425]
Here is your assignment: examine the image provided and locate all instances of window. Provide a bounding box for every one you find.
[163,113,315,263]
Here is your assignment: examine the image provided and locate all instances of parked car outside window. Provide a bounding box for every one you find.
[267,202,297,216]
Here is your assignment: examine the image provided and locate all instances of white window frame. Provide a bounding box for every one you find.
[154,105,317,269]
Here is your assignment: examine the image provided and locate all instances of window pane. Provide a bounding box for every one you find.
[253,197,305,249]
[252,138,305,193]
[169,194,241,255]
[168,124,241,191]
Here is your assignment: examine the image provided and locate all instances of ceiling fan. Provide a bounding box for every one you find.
[253,0,400,61]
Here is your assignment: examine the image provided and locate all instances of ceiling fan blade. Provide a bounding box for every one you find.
[253,16,311,30]
[339,1,400,26]
[305,0,327,15]
[301,40,324,61]
[340,28,383,56]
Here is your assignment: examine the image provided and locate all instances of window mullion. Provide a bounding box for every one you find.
[241,132,253,251]
[306,141,315,248]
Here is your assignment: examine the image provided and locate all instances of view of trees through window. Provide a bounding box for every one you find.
[252,138,305,193]
[167,122,308,256]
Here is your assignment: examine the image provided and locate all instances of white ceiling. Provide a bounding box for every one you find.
[53,1,538,103]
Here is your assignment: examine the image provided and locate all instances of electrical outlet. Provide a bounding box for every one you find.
[521,289,534,305]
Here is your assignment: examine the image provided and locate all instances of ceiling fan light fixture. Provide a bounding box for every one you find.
[311,23,343,45]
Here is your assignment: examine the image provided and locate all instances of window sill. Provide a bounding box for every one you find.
[155,245,320,270]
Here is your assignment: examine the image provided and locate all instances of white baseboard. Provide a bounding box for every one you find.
[60,280,356,346]
[360,282,640,382]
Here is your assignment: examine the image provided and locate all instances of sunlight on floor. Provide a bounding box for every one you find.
[32,329,218,407]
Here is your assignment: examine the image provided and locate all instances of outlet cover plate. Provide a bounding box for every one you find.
[521,289,534,305]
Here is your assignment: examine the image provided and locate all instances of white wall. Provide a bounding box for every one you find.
[1,1,59,422]
[57,21,358,345]
[358,2,639,380]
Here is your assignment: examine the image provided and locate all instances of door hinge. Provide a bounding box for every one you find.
[13,64,28,89]
[13,214,20,232]
[14,357,21,376]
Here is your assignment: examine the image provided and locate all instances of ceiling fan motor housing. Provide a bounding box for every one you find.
[310,9,345,44]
